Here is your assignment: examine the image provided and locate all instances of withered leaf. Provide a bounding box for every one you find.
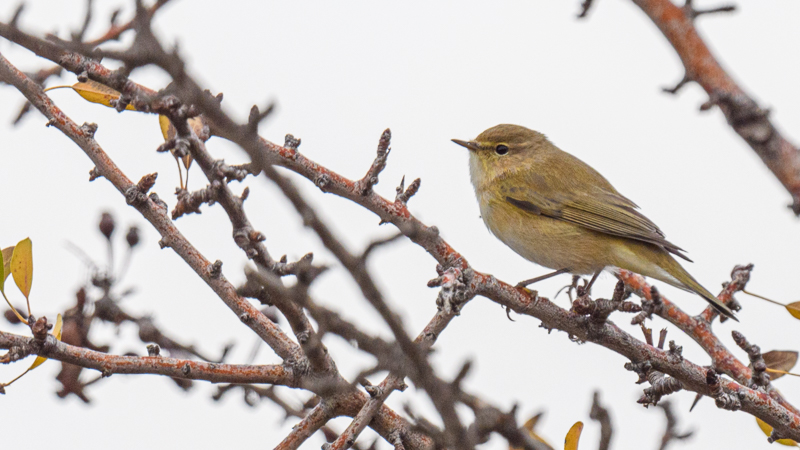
[764,351,799,381]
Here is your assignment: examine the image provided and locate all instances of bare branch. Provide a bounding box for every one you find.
[329,377,406,450]
[0,329,294,385]
[247,102,275,133]
[461,394,551,450]
[662,73,691,95]
[657,401,693,450]
[0,52,301,362]
[576,0,596,18]
[72,0,94,42]
[355,129,392,196]
[589,392,613,450]
[628,0,800,213]
[360,232,404,261]
[732,331,770,388]
[683,0,736,19]
[4,13,800,447]
[276,402,332,450]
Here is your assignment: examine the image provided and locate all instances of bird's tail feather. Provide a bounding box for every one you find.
[654,256,738,321]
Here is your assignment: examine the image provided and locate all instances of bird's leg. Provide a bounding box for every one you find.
[516,268,571,288]
[555,275,581,301]
[582,270,602,296]
[175,156,185,190]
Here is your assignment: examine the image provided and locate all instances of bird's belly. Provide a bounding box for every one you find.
[479,199,609,275]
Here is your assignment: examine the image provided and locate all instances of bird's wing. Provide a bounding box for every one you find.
[504,181,691,261]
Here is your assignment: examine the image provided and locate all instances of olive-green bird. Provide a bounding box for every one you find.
[452,124,736,320]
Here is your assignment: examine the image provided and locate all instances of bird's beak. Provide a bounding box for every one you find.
[451,139,479,152]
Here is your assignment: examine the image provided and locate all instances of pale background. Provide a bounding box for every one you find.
[1,1,799,449]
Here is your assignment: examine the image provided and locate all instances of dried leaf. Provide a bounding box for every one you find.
[766,368,800,379]
[46,81,136,110]
[564,422,583,450]
[756,417,799,446]
[510,413,554,450]
[10,238,33,300]
[763,351,799,380]
[786,302,800,321]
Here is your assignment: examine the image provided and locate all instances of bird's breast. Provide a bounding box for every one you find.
[476,191,610,274]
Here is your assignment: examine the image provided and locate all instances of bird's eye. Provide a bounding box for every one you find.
[495,144,509,155]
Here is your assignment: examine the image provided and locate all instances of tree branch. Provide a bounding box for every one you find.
[276,401,333,450]
[4,11,800,447]
[628,0,800,213]
[0,330,293,385]
[0,50,301,363]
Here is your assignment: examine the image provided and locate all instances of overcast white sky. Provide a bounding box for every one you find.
[2,1,800,449]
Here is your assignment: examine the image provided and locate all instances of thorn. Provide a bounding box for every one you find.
[663,74,691,94]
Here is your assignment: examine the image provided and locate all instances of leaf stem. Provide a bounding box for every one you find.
[743,289,787,307]
[1,291,28,324]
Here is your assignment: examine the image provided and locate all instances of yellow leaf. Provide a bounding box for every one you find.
[54,313,63,340]
[11,238,33,300]
[764,351,799,381]
[158,114,197,190]
[1,244,26,323]
[28,314,62,371]
[45,80,136,111]
[159,114,173,141]
[564,422,583,450]
[743,290,800,321]
[786,302,800,321]
[1,246,13,286]
[182,153,193,170]
[28,355,47,372]
[0,248,6,293]
[158,114,206,148]
[756,417,799,446]
[510,413,554,450]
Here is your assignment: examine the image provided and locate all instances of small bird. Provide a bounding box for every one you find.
[452,124,736,320]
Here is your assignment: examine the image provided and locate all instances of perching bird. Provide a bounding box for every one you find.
[452,124,736,320]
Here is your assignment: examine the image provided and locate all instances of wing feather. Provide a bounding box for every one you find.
[505,183,691,261]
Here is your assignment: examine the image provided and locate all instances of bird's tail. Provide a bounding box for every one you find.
[654,255,738,321]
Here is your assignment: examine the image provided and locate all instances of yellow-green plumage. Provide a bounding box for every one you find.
[453,124,735,319]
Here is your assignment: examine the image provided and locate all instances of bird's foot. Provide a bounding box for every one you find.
[555,275,582,301]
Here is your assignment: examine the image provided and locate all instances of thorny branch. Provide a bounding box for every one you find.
[608,0,800,213]
[1,3,800,449]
